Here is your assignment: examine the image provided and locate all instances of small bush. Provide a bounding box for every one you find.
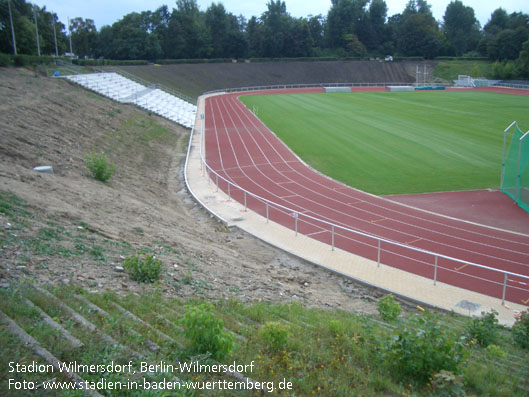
[179,302,233,360]
[259,321,291,353]
[328,319,345,337]
[13,55,26,67]
[0,53,10,67]
[384,311,467,385]
[430,370,465,397]
[512,310,529,349]
[123,254,162,283]
[84,152,115,182]
[465,310,499,347]
[377,294,401,322]
[486,344,507,359]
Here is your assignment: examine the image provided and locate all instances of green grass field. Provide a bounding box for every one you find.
[240,91,529,195]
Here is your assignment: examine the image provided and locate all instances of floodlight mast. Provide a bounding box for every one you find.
[52,13,58,57]
[33,6,40,56]
[7,0,16,55]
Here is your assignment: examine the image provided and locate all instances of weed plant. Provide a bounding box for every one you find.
[377,293,401,321]
[123,254,162,283]
[512,310,529,349]
[84,152,115,182]
[465,310,500,347]
[384,311,468,385]
[179,302,233,360]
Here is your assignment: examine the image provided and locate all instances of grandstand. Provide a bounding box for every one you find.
[65,72,197,128]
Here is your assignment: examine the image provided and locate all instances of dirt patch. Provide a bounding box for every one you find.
[0,67,382,315]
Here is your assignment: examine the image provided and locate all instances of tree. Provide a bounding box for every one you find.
[204,3,246,58]
[398,12,441,58]
[307,14,324,50]
[170,0,207,58]
[443,1,481,56]
[96,12,161,60]
[70,17,97,58]
[325,0,369,52]
[0,0,37,54]
[480,9,529,60]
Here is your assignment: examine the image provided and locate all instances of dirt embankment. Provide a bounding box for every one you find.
[121,60,435,99]
[0,67,381,314]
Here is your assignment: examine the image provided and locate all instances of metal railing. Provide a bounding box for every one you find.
[192,88,529,307]
[203,82,423,96]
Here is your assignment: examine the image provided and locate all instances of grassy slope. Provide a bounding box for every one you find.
[240,91,529,195]
[434,60,495,81]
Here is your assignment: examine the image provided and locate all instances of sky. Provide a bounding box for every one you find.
[32,0,529,31]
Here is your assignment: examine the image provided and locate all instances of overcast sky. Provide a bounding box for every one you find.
[32,0,528,30]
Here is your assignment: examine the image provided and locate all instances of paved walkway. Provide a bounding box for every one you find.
[185,93,526,326]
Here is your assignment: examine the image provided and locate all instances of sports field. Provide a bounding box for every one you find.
[240,91,529,195]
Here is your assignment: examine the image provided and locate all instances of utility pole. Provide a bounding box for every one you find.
[68,17,73,54]
[7,0,17,55]
[52,12,58,56]
[33,7,40,56]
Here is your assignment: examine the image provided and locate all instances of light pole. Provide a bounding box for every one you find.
[33,6,41,56]
[7,0,17,55]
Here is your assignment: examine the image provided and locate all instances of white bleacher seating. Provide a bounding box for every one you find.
[65,73,196,128]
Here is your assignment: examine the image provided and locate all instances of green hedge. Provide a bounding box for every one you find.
[435,56,489,61]
[72,58,149,66]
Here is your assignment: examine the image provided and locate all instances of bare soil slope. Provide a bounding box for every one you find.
[0,67,380,314]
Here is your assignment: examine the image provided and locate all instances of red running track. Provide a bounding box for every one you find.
[204,87,529,306]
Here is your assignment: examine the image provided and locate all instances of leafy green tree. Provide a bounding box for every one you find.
[326,0,369,51]
[366,0,388,52]
[0,0,35,54]
[96,12,161,60]
[398,12,442,58]
[307,14,324,49]
[70,17,97,58]
[204,3,246,58]
[170,0,207,58]
[443,0,481,56]
[519,38,529,77]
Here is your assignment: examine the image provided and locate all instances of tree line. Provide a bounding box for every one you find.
[1,0,529,77]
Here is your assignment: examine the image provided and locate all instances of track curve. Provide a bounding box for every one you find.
[204,87,529,306]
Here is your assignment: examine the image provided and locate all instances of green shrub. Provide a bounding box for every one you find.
[512,310,529,349]
[377,294,401,322]
[0,53,10,67]
[384,312,467,385]
[179,302,233,360]
[123,254,162,283]
[485,344,506,359]
[328,319,345,337]
[430,370,465,397]
[259,321,291,353]
[13,55,25,67]
[465,310,499,347]
[84,152,115,182]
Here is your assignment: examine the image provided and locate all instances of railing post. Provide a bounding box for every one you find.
[502,273,508,304]
[433,256,438,285]
[331,225,334,251]
[377,239,381,267]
